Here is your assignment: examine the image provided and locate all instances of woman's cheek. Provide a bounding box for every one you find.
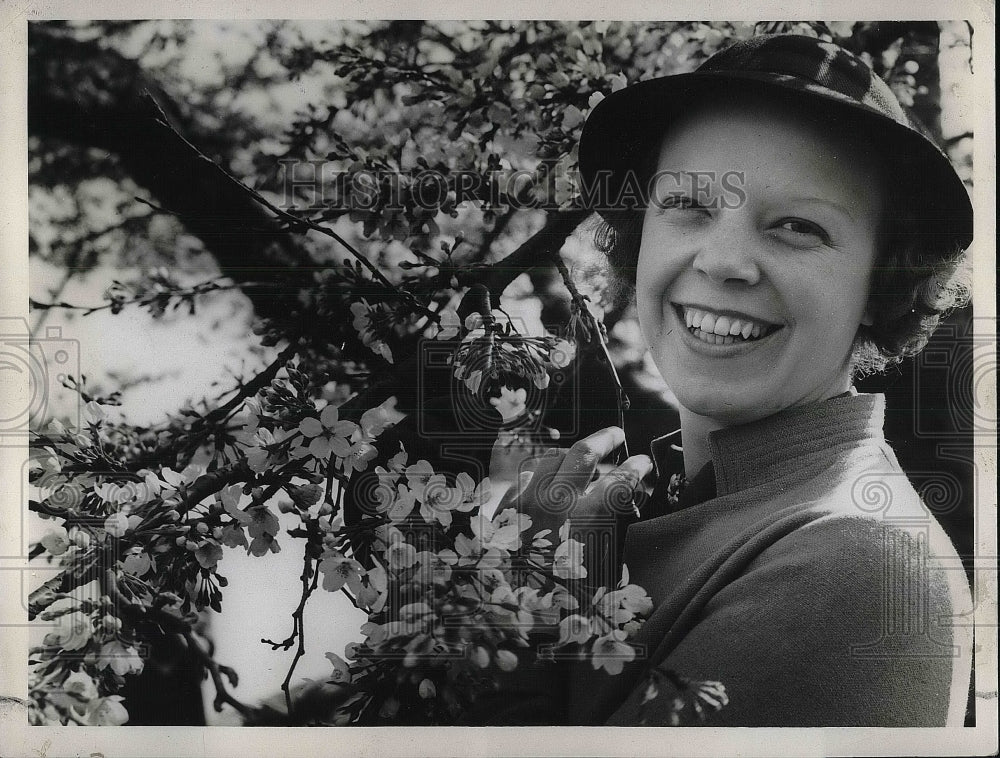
[635,280,668,350]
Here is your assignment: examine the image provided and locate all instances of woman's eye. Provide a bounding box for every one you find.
[773,218,829,242]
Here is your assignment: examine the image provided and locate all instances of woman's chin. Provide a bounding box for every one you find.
[672,387,777,426]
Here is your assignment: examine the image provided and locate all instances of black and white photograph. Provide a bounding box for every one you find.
[0,4,995,757]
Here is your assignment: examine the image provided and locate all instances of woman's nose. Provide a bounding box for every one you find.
[690,214,762,285]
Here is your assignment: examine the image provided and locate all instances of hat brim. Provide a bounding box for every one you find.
[579,71,973,251]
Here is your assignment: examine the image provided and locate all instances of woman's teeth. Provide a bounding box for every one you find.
[683,307,770,345]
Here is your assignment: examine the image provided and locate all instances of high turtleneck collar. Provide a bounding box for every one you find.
[649,392,886,500]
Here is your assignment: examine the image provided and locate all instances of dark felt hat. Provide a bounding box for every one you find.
[579,33,973,251]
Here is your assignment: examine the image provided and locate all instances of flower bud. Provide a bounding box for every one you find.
[102,615,122,633]
[378,696,400,719]
[458,284,491,325]
[495,649,518,672]
[471,645,490,669]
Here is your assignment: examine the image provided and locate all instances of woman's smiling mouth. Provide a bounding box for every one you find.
[674,304,783,346]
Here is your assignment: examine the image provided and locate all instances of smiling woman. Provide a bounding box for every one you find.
[635,91,885,434]
[470,33,975,727]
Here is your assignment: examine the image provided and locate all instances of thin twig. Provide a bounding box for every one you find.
[128,341,298,472]
[340,586,362,610]
[202,342,300,427]
[263,550,320,721]
[28,277,260,316]
[553,254,631,440]
[183,628,255,718]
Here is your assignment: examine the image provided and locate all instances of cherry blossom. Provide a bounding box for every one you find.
[96,641,144,677]
[418,678,437,698]
[386,539,417,571]
[297,404,358,460]
[350,300,395,363]
[557,613,593,647]
[385,483,418,522]
[415,473,465,527]
[494,649,519,672]
[40,525,71,556]
[486,507,533,551]
[156,465,204,503]
[356,563,388,613]
[453,364,484,394]
[591,630,636,676]
[553,535,587,580]
[339,438,378,476]
[221,487,281,557]
[61,669,99,702]
[404,458,434,490]
[434,306,462,340]
[103,511,132,538]
[489,385,528,423]
[326,651,352,684]
[84,400,108,426]
[547,339,577,369]
[319,549,365,593]
[44,603,92,652]
[194,542,224,570]
[85,695,129,726]
[122,548,153,576]
[246,426,292,473]
[414,548,458,585]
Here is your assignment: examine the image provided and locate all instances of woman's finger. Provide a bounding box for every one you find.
[553,426,627,492]
[518,447,569,519]
[581,454,654,518]
[496,447,563,511]
[524,427,625,523]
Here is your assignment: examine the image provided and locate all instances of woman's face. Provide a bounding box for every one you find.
[635,93,884,426]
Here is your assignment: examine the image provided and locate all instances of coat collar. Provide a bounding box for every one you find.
[649,392,886,498]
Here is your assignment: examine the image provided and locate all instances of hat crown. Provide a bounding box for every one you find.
[698,34,911,127]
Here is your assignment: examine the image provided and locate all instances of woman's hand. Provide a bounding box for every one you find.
[497,426,654,548]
